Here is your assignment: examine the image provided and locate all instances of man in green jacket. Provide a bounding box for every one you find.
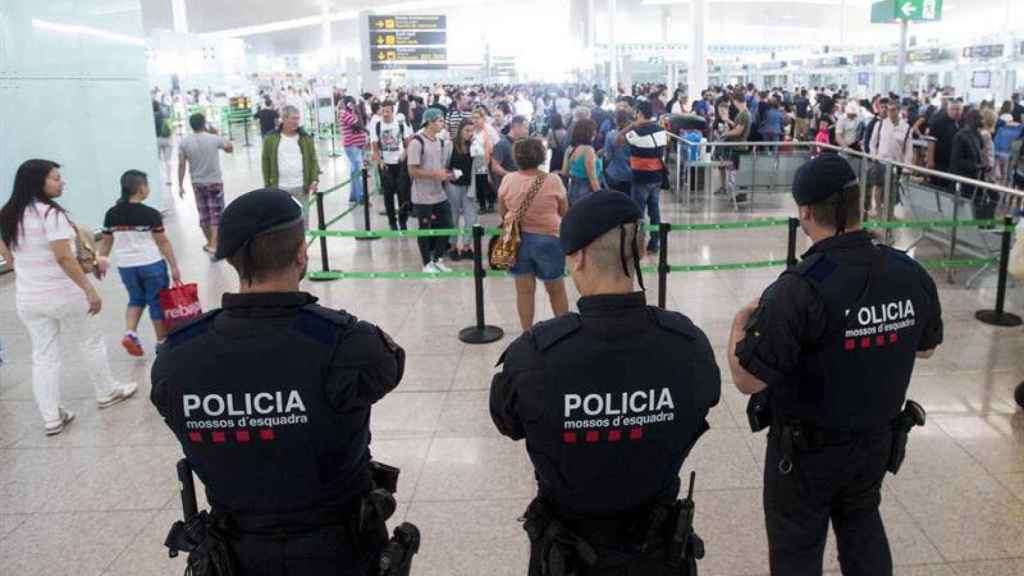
[261,105,320,229]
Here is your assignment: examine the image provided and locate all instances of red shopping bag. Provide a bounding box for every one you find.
[159,282,202,330]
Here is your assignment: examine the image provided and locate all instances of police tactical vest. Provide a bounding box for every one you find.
[518,308,714,517]
[775,246,931,432]
[161,305,371,515]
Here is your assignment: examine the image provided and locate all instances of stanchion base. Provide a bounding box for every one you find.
[458,325,504,345]
[974,309,1023,327]
[1016,382,1024,408]
[308,270,343,283]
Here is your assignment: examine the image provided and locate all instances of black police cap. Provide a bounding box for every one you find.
[560,191,642,255]
[214,188,304,260]
[791,154,858,206]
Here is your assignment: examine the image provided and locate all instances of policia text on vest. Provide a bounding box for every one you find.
[491,192,723,576]
[151,189,419,576]
[729,155,943,576]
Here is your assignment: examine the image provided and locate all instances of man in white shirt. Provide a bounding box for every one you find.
[261,105,320,230]
[836,101,863,151]
[370,101,412,230]
[868,100,912,217]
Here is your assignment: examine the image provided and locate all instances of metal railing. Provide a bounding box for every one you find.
[664,134,1024,287]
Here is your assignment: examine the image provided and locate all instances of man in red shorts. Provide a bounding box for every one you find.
[179,113,233,256]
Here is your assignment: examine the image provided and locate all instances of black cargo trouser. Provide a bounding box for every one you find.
[379,163,410,230]
[528,546,681,576]
[413,200,453,265]
[764,429,894,576]
[230,523,385,576]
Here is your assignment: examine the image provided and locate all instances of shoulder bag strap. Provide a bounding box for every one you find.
[513,174,549,225]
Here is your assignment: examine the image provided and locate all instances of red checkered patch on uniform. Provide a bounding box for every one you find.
[211,431,226,443]
[259,429,275,441]
[188,432,203,443]
[608,430,622,442]
[844,339,856,351]
[860,337,872,349]
[585,431,600,443]
[236,430,250,443]
[563,432,577,444]
[889,332,899,344]
[876,335,886,347]
[629,427,643,440]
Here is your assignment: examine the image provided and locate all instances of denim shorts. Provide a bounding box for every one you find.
[509,232,565,282]
[118,260,169,320]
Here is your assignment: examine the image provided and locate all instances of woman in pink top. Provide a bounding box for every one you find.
[338,96,368,203]
[497,138,570,330]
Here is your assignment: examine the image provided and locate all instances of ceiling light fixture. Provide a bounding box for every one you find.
[31,18,145,46]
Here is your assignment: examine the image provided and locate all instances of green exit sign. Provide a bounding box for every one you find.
[871,0,943,23]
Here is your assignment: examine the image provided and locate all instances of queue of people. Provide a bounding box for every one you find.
[11,74,1007,576]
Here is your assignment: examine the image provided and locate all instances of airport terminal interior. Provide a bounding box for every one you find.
[2,1,1024,575]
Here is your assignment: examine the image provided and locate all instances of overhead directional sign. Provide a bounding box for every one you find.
[962,44,1005,59]
[369,15,445,31]
[371,47,446,71]
[372,31,446,47]
[871,0,943,23]
[368,15,447,71]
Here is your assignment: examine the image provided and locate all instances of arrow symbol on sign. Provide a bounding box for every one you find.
[901,2,917,17]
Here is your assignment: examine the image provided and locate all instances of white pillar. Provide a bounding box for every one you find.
[171,0,188,34]
[587,0,596,48]
[321,0,333,71]
[621,54,633,95]
[609,0,618,93]
[689,0,708,97]
[358,11,380,93]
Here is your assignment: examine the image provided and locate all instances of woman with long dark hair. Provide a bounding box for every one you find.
[0,159,137,436]
[446,120,479,260]
[338,96,369,204]
[951,109,998,219]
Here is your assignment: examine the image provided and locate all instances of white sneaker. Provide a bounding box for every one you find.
[422,262,440,274]
[97,382,139,409]
[44,407,75,436]
[433,260,452,273]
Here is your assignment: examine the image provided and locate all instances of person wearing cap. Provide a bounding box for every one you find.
[151,188,408,574]
[835,101,864,152]
[408,107,456,273]
[727,155,943,576]
[490,191,721,575]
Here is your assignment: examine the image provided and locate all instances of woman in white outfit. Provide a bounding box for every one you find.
[0,159,137,436]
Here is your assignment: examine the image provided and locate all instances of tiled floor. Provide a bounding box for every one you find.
[1,137,1023,575]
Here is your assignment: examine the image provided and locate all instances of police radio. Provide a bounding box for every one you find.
[746,391,772,433]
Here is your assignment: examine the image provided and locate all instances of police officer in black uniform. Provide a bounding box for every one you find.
[151,189,410,575]
[727,155,943,576]
[491,191,721,576]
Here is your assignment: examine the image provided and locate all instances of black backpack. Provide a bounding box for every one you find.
[862,117,880,155]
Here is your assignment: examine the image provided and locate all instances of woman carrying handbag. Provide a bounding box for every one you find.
[494,138,570,331]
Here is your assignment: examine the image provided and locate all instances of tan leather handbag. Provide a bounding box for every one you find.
[69,220,98,274]
[489,174,548,270]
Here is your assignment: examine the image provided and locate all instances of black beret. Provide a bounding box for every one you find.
[215,188,304,260]
[792,154,858,206]
[559,191,642,254]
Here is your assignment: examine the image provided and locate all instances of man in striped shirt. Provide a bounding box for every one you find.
[624,100,667,253]
[446,91,473,142]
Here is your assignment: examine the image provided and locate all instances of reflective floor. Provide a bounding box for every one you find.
[1,137,1023,575]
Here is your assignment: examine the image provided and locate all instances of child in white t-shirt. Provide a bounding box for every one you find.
[97,170,181,356]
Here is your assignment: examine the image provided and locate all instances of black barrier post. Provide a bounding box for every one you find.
[243,119,251,147]
[786,217,800,269]
[975,216,1023,327]
[458,226,505,344]
[355,166,380,242]
[309,191,340,283]
[658,223,670,309]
